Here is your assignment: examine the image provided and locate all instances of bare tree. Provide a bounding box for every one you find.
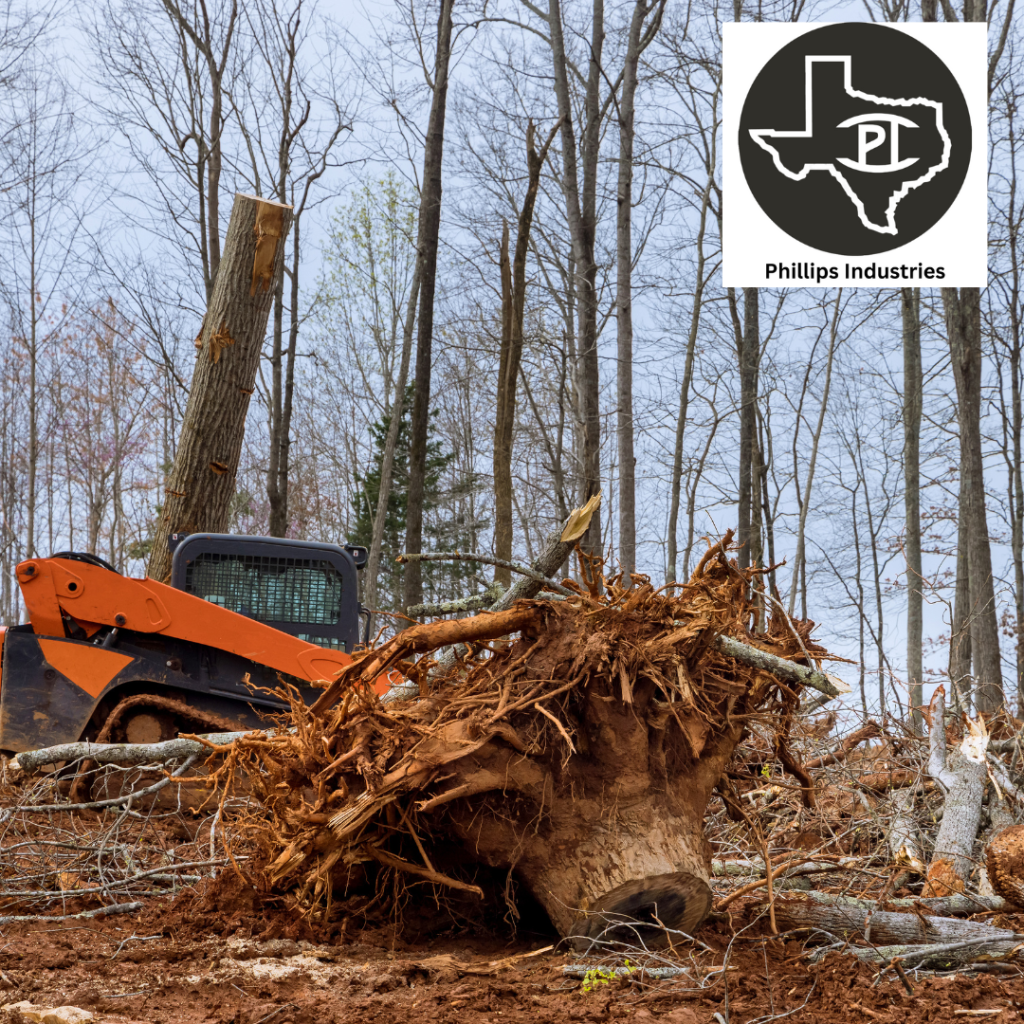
[614,0,665,581]
[403,0,455,614]
[0,65,86,560]
[493,120,560,587]
[902,288,924,730]
[937,0,1018,712]
[94,0,240,301]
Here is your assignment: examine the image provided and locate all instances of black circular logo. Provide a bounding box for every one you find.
[739,23,971,256]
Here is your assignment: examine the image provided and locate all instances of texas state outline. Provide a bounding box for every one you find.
[748,55,951,235]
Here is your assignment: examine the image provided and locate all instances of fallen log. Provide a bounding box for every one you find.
[0,902,143,926]
[11,732,250,774]
[811,936,1024,969]
[750,891,1017,947]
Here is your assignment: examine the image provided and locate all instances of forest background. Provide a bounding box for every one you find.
[0,0,1020,723]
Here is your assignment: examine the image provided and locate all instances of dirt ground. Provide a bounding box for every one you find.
[1,892,1023,1024]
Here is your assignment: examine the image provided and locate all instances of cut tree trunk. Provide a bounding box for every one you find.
[148,194,292,581]
[923,684,987,897]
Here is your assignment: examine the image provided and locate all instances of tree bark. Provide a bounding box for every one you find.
[789,293,840,618]
[148,193,292,581]
[403,0,455,615]
[902,288,924,733]
[949,498,973,709]
[943,286,1003,711]
[615,3,654,582]
[751,891,1016,949]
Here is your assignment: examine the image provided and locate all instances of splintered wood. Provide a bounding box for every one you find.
[200,538,834,939]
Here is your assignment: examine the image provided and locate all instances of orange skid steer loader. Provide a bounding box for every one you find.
[0,534,387,754]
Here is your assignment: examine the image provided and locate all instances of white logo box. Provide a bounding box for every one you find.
[722,22,988,288]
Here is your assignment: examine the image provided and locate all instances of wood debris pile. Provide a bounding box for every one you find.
[202,539,833,937]
[704,698,1024,976]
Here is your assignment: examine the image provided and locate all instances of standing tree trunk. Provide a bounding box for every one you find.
[267,213,301,538]
[402,0,455,615]
[494,120,560,588]
[615,1,664,582]
[666,171,713,585]
[148,194,292,581]
[944,286,1003,711]
[902,288,924,733]
[950,500,973,711]
[729,288,759,571]
[547,0,604,562]
[789,293,841,619]
[363,267,420,620]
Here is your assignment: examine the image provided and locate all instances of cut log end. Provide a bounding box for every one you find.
[985,824,1024,908]
[568,871,712,952]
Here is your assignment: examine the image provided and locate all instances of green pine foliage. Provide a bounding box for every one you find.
[352,386,486,612]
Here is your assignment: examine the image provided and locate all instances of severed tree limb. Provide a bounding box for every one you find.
[811,936,1024,969]
[10,753,201,813]
[713,856,862,878]
[713,635,844,700]
[397,551,575,597]
[408,582,506,618]
[12,733,250,774]
[0,902,143,925]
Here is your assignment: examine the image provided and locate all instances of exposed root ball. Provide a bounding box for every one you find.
[202,535,836,942]
[569,871,713,951]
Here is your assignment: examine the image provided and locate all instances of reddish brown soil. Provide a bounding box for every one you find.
[1,896,1022,1024]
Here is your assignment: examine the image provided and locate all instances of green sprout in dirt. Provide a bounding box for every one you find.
[581,960,636,993]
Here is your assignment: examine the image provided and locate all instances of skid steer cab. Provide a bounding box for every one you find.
[0,534,381,755]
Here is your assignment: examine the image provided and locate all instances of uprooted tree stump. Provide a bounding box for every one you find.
[208,537,834,942]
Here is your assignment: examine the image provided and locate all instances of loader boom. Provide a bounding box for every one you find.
[0,541,384,754]
[16,556,354,685]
